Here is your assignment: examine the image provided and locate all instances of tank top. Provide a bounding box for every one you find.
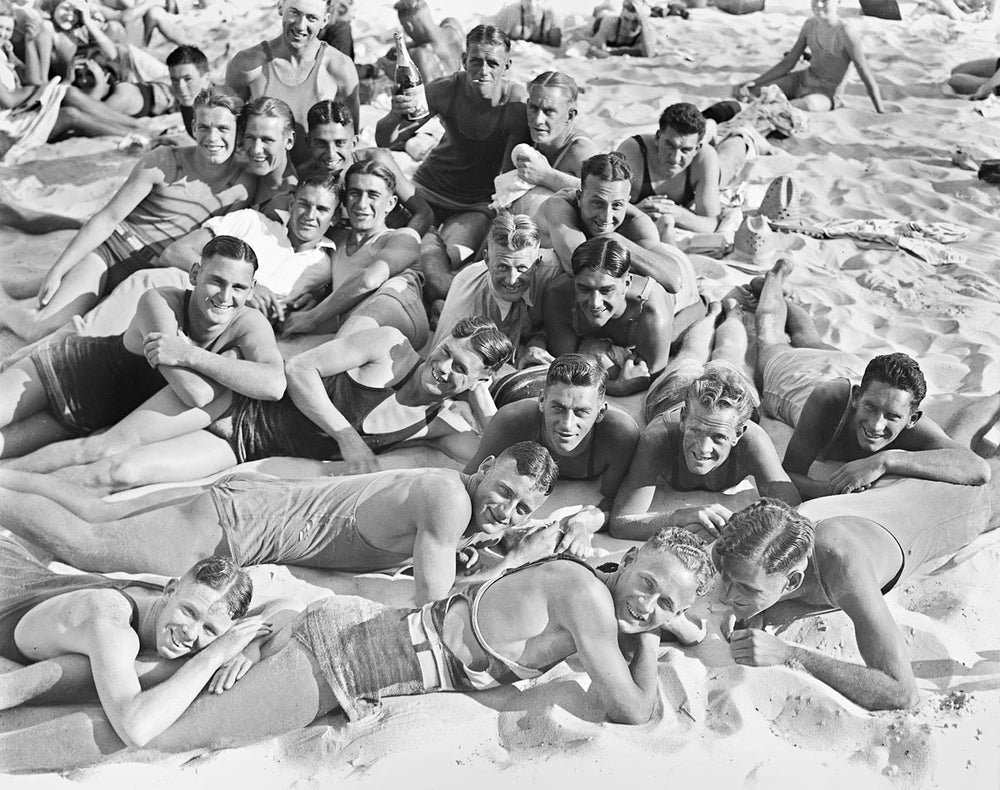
[631,135,695,206]
[329,230,390,293]
[120,146,246,251]
[260,39,330,164]
[230,359,444,461]
[414,73,517,206]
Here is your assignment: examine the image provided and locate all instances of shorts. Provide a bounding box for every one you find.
[209,471,416,571]
[30,334,167,434]
[416,184,496,226]
[344,269,429,348]
[93,226,163,292]
[133,82,174,118]
[761,346,863,427]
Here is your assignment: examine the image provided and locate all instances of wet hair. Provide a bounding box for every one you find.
[714,498,815,576]
[496,440,559,495]
[192,86,244,120]
[684,367,756,426]
[202,234,258,273]
[546,353,608,399]
[295,170,341,199]
[344,158,396,194]
[528,71,579,104]
[183,556,253,620]
[465,23,511,53]
[488,212,539,252]
[570,236,631,278]
[658,102,707,138]
[449,316,514,374]
[306,99,355,131]
[580,151,632,190]
[242,96,295,136]
[166,45,209,73]
[394,0,426,17]
[860,353,926,408]
[640,527,716,597]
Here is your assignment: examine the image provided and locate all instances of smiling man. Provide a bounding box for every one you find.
[467,354,639,556]
[432,212,561,368]
[375,24,530,300]
[225,0,360,165]
[0,440,556,605]
[0,236,284,461]
[0,544,260,748]
[753,259,990,500]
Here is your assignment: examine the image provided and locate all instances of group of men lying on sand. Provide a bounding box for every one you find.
[0,0,999,769]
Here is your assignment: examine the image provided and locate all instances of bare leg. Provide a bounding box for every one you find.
[0,484,224,574]
[0,358,76,458]
[946,392,1000,458]
[715,136,750,187]
[418,227,452,304]
[711,298,751,379]
[791,93,835,113]
[785,301,835,350]
[6,387,228,474]
[440,211,491,270]
[52,430,238,494]
[143,6,186,46]
[753,258,794,390]
[0,253,108,342]
[60,85,145,131]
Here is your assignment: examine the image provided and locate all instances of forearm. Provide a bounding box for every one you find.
[857,68,885,112]
[615,638,659,723]
[786,645,917,711]
[403,196,434,235]
[609,509,676,540]
[181,347,286,401]
[753,56,797,85]
[789,471,831,501]
[287,369,352,437]
[613,236,682,293]
[85,21,118,61]
[605,373,650,397]
[307,274,385,326]
[50,214,119,277]
[882,448,990,486]
[375,112,423,147]
[672,206,718,233]
[757,479,802,506]
[536,168,579,192]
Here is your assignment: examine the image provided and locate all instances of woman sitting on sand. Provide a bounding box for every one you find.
[735,0,885,113]
[0,86,256,342]
[948,57,1000,100]
[541,235,675,397]
[508,71,599,214]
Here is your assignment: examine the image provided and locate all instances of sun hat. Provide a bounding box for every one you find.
[731,213,776,270]
[758,175,800,225]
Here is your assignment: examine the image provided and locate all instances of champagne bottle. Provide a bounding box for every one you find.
[393,31,429,121]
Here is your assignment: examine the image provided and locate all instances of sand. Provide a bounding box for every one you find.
[2,0,1000,787]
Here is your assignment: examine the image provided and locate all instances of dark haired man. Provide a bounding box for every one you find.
[0,237,284,460]
[0,440,558,604]
[467,353,640,555]
[165,45,212,138]
[754,259,990,499]
[0,546,261,748]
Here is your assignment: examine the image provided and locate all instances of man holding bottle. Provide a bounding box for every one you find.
[375,24,531,304]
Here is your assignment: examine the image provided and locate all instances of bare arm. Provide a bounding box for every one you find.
[740,425,801,506]
[463,405,525,473]
[782,384,842,500]
[372,151,434,234]
[747,23,809,86]
[540,194,588,275]
[157,228,213,272]
[540,278,580,356]
[596,413,641,503]
[409,473,472,603]
[842,25,885,113]
[374,77,445,148]
[610,421,682,539]
[610,219,687,294]
[223,50,254,101]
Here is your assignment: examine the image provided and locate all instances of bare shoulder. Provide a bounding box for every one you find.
[505,80,529,102]
[323,43,357,76]
[597,407,641,445]
[546,561,614,615]
[228,42,267,74]
[493,399,542,436]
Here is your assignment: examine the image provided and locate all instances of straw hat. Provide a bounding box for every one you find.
[758,175,800,225]
[731,214,776,270]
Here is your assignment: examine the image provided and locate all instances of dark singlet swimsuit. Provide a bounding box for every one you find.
[631,135,695,206]
[208,360,443,463]
[414,73,514,208]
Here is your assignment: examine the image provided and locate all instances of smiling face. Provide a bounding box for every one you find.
[578,177,631,238]
[190,253,256,324]
[680,401,746,476]
[168,63,209,108]
[242,114,294,177]
[611,548,700,634]
[420,334,491,399]
[811,0,839,20]
[527,86,574,146]
[540,382,605,456]
[716,551,799,620]
[0,15,14,45]
[470,455,549,534]
[308,121,356,174]
[344,173,396,232]
[281,0,328,52]
[154,578,237,659]
[289,184,338,246]
[573,267,629,328]
[52,0,80,31]
[192,105,239,165]
[850,381,919,454]
[463,42,510,99]
[655,126,701,178]
[485,239,539,304]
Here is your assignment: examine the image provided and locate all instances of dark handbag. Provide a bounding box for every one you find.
[978,159,1000,183]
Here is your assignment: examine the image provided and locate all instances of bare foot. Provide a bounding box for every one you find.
[705,300,723,321]
[952,147,979,172]
[770,257,794,280]
[721,296,743,318]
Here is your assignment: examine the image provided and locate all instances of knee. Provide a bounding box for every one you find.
[101,456,148,492]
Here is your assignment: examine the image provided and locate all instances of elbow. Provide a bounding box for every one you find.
[972,458,991,485]
[359,270,388,292]
[878,684,919,712]
[284,356,313,388]
[607,698,655,725]
[174,382,216,409]
[259,370,287,401]
[607,515,629,540]
[117,715,155,749]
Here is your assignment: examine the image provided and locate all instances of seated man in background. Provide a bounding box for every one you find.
[493,0,562,47]
[433,212,561,369]
[0,236,284,461]
[611,300,799,542]
[754,259,991,500]
[467,354,640,556]
[166,44,212,138]
[390,0,463,82]
[588,0,661,59]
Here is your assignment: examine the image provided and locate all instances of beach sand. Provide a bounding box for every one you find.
[1,0,1000,787]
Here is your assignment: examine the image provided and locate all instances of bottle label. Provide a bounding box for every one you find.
[401,85,429,120]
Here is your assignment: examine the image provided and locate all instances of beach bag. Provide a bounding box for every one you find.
[714,0,765,15]
[977,160,1000,184]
